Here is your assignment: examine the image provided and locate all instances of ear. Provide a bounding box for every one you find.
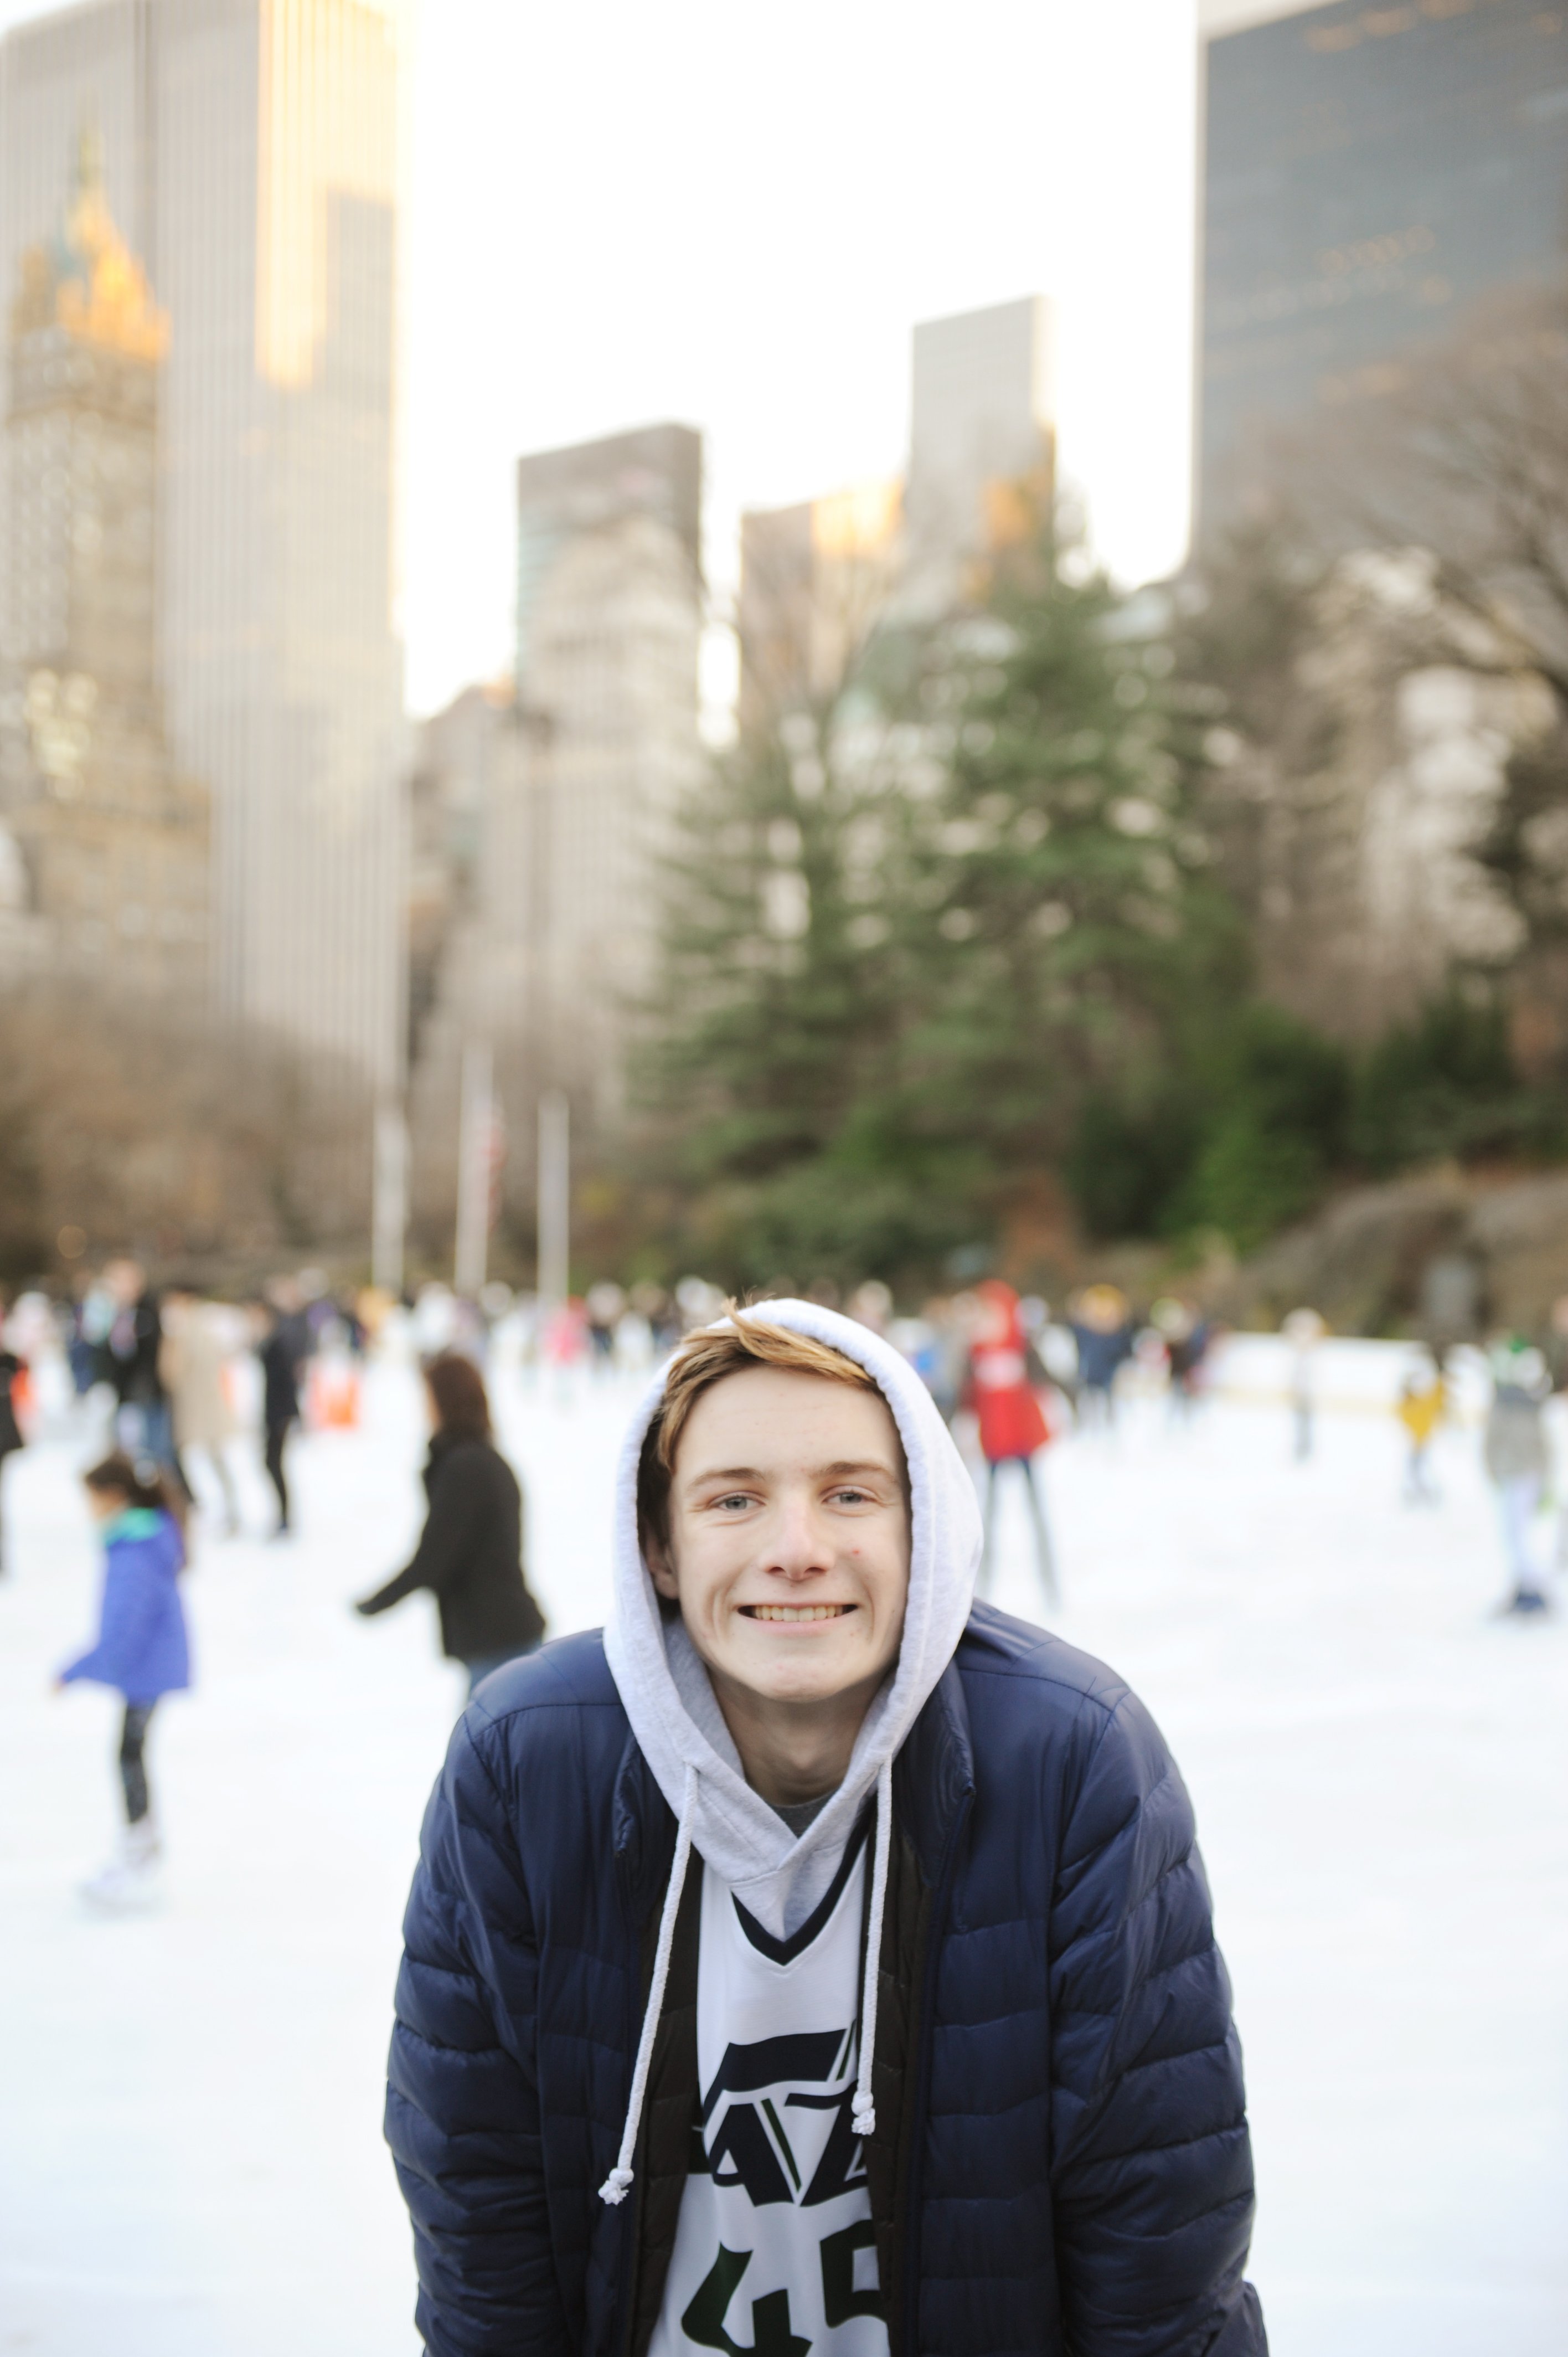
[645,1529,680,1602]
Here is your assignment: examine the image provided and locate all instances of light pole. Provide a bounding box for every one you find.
[454,1039,494,1298]
[537,1088,569,1313]
[372,1099,408,1295]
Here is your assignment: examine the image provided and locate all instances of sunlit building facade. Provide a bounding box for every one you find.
[1198,0,1568,529]
[0,0,404,1083]
[0,136,208,998]
[514,423,703,1094]
[905,295,1055,605]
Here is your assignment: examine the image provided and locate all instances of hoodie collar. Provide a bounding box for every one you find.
[613,1643,977,1922]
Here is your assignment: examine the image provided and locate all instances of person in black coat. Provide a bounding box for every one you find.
[256,1286,311,1538]
[355,1351,545,1694]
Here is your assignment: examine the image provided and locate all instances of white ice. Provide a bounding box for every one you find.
[2,1344,1565,2355]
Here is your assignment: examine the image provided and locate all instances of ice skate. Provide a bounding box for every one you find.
[80,1820,163,1912]
[1493,1586,1551,1619]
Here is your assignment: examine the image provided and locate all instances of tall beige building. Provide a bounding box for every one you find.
[0,0,404,1085]
[905,295,1056,605]
[403,678,536,1235]
[0,135,208,999]
[513,423,703,1093]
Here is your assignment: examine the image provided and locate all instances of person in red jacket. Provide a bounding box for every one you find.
[964,1279,1057,1607]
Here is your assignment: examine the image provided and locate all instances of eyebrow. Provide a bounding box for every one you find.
[688,1459,898,1485]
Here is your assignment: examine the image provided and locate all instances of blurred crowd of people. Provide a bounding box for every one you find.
[5,1254,1566,1914]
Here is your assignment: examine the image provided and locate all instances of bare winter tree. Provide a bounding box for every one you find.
[1183,286,1568,1061]
[0,983,374,1280]
[1322,284,1568,1074]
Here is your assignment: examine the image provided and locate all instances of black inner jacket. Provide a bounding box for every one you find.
[359,1428,545,1661]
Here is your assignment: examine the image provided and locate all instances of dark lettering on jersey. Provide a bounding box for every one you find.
[706,2099,795,2207]
[819,2218,884,2326]
[785,2085,868,2207]
[700,2031,846,2125]
[683,2244,812,2357]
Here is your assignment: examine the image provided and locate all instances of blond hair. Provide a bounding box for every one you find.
[637,1313,879,1550]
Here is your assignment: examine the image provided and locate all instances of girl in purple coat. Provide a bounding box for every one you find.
[56,1455,190,1908]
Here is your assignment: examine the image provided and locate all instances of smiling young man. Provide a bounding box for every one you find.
[388,1302,1267,2357]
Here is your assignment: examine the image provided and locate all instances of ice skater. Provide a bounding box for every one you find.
[966,1279,1058,1609]
[98,1258,179,1480]
[255,1284,309,1538]
[354,1351,546,1695]
[1282,1306,1326,1461]
[55,1454,190,1907]
[1483,1340,1552,1617]
[1152,1296,1211,1425]
[1069,1283,1135,1431]
[160,1284,240,1533]
[1396,1350,1445,1504]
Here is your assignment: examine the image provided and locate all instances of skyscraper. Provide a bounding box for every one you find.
[739,301,1053,723]
[403,680,532,1227]
[0,0,404,1084]
[1198,0,1568,531]
[905,296,1055,603]
[513,423,703,1091]
[0,133,208,1000]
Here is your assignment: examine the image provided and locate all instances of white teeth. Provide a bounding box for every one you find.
[748,1604,849,1622]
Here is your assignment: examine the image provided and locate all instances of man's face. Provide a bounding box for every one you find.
[649,1366,911,1711]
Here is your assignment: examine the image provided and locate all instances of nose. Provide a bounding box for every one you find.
[765,1491,834,1583]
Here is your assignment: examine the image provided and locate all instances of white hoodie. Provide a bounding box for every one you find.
[599,1298,982,2202]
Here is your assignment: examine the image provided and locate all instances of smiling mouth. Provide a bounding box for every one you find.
[741,1603,854,1623]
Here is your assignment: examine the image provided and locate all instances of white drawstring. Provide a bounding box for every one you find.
[600,1761,697,2205]
[852,1757,894,2139]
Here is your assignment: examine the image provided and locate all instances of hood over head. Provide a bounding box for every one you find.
[597,1296,981,2203]
[605,1295,981,1942]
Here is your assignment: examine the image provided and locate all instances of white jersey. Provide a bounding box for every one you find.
[649,1824,887,2357]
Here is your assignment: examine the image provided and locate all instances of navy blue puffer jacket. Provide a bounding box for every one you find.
[387,1605,1266,2356]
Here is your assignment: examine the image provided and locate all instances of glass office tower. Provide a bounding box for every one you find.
[0,0,404,1084]
[1199,0,1568,531]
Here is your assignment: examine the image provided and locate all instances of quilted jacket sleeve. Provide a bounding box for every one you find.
[1048,1690,1265,2357]
[385,1710,569,2357]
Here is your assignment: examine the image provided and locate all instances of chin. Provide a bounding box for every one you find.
[748,1656,860,1705]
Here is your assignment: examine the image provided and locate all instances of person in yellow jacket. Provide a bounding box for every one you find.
[1396,1349,1446,1504]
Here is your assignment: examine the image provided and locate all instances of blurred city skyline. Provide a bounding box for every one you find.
[0,0,1202,719]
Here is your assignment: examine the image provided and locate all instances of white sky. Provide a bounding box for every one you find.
[0,0,1208,716]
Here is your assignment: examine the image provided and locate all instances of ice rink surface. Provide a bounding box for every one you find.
[2,1354,1566,2356]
